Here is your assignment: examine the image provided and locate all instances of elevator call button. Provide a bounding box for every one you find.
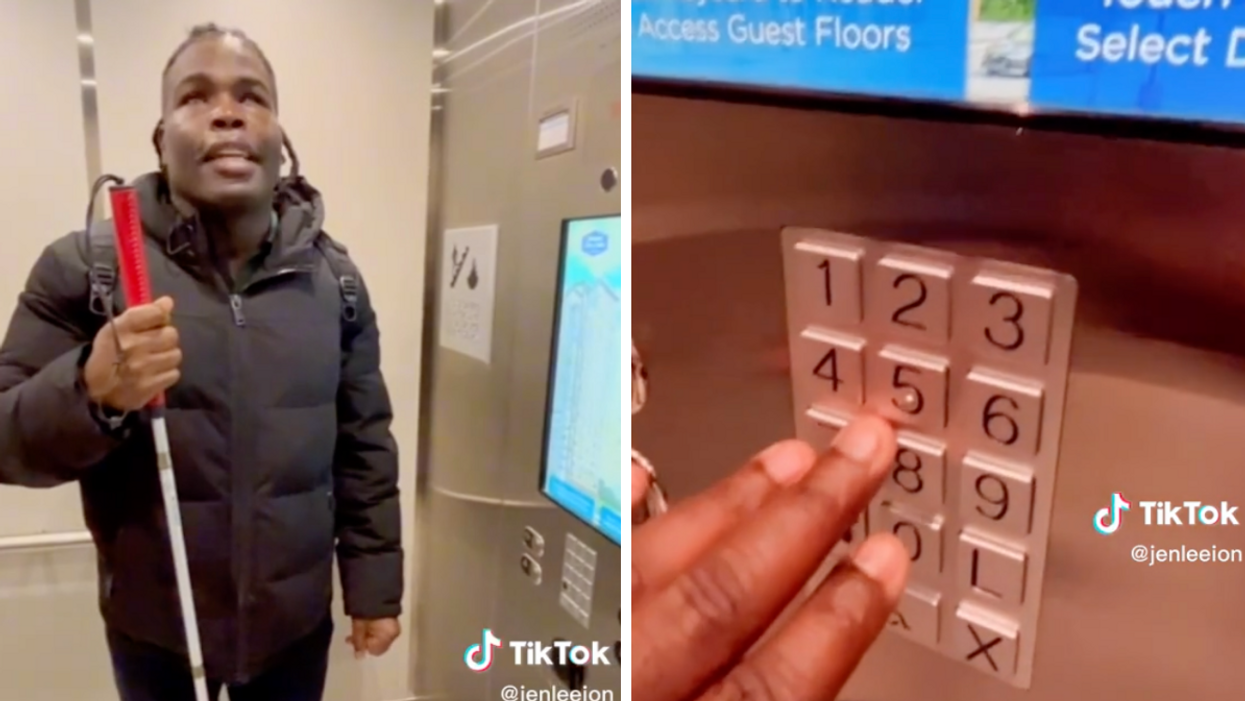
[780,228,1077,690]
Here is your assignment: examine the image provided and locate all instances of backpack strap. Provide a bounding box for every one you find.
[84,221,120,318]
[314,233,363,337]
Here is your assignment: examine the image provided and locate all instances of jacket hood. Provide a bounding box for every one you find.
[130,171,327,263]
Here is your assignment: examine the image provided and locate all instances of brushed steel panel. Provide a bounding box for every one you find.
[634,93,1245,700]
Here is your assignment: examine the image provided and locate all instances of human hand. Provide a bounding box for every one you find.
[632,415,911,701]
[347,617,401,659]
[83,296,181,412]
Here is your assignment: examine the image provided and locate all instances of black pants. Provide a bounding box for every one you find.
[107,617,333,701]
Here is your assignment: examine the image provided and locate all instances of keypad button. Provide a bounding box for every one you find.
[872,255,953,343]
[795,406,851,451]
[954,602,1020,680]
[872,502,943,582]
[961,452,1035,537]
[880,431,946,514]
[869,345,949,432]
[791,328,867,411]
[790,238,864,327]
[966,271,1054,366]
[963,367,1044,458]
[887,585,941,647]
[957,529,1028,606]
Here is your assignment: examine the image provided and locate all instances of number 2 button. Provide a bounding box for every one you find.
[874,255,952,343]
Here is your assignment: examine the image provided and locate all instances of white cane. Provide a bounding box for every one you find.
[103,181,211,701]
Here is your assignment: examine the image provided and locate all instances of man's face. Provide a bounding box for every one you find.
[160,35,282,210]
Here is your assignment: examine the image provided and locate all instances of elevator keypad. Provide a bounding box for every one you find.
[559,534,597,628]
[780,227,1078,689]
[889,584,941,648]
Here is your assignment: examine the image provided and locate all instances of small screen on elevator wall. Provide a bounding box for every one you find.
[631,0,1245,128]
[539,214,623,546]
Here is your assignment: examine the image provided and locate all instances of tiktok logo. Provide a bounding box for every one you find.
[1094,493,1131,535]
[464,629,503,672]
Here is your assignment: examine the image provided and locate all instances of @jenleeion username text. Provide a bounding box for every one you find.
[1132,545,1243,566]
[499,685,613,701]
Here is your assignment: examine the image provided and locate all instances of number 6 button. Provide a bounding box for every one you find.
[963,366,1044,459]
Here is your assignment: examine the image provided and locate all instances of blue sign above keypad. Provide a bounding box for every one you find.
[631,0,1245,126]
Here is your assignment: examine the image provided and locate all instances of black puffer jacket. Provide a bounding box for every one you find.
[0,172,402,683]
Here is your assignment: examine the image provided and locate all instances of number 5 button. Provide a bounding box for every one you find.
[870,345,949,432]
[966,271,1054,366]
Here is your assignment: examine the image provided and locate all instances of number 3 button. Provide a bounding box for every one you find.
[966,271,1055,367]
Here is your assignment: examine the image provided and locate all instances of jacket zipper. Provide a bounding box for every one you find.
[229,263,314,683]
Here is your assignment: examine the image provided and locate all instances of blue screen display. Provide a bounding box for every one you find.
[540,215,623,546]
[632,0,1245,127]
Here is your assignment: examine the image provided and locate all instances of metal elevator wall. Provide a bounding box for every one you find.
[632,93,1245,701]
[415,2,621,699]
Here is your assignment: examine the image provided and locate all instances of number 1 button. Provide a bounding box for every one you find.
[791,238,864,327]
[966,271,1054,366]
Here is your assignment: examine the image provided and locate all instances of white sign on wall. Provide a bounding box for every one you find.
[439,225,498,364]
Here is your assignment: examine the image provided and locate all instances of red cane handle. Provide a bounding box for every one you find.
[108,186,165,408]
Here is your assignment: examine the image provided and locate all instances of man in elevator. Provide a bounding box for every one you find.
[0,24,401,701]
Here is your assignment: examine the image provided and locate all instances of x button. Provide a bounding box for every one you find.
[954,605,1018,679]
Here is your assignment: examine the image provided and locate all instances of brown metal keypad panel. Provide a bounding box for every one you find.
[780,227,1078,689]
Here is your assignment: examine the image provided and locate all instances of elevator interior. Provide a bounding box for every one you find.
[415,1,621,699]
[631,67,1245,701]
